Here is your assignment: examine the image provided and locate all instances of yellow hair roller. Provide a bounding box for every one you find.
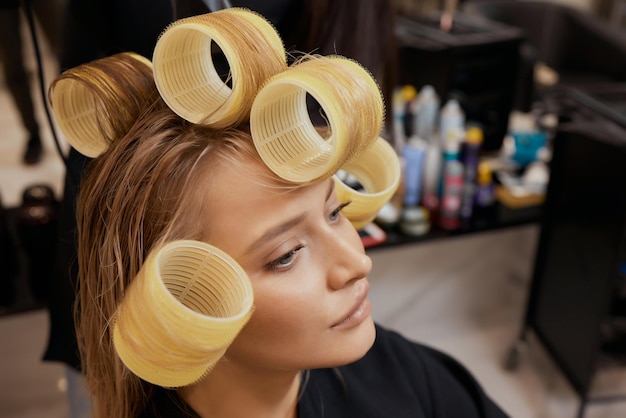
[112,240,254,388]
[152,8,287,128]
[334,137,401,230]
[250,55,384,183]
[49,53,154,158]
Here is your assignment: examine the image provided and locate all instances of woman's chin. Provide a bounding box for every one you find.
[352,316,377,359]
[330,315,377,367]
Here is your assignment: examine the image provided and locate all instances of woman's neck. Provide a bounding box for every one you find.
[178,360,302,418]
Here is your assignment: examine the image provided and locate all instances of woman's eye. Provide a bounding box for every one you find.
[328,201,352,223]
[266,245,304,271]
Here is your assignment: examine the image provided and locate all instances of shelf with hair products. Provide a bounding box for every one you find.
[359,177,543,250]
[373,6,555,250]
[358,85,545,251]
[360,201,541,250]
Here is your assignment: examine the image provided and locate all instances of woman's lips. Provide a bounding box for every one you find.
[331,283,372,330]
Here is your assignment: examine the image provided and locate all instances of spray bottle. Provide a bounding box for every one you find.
[413,85,440,143]
[459,126,484,225]
[439,98,465,145]
[402,136,428,208]
[439,159,464,230]
[392,85,417,154]
[401,136,429,235]
[473,161,496,225]
[421,141,442,222]
[437,99,464,197]
[392,87,407,154]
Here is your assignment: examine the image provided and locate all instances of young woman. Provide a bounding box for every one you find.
[49,8,509,418]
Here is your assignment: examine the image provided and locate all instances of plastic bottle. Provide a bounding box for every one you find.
[439,159,464,230]
[401,137,429,236]
[421,141,442,220]
[474,161,495,208]
[442,132,462,164]
[459,126,484,224]
[402,136,428,208]
[392,88,407,154]
[437,101,464,196]
[473,161,496,225]
[413,85,440,143]
[402,85,418,139]
[439,98,465,146]
[392,85,418,153]
[437,129,463,198]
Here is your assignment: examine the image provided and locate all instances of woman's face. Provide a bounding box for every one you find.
[204,158,375,372]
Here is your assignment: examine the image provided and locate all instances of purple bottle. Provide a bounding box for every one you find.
[459,126,483,224]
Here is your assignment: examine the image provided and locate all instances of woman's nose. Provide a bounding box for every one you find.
[325,227,372,290]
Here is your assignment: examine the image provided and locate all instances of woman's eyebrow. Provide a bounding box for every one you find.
[245,180,334,254]
[245,213,307,254]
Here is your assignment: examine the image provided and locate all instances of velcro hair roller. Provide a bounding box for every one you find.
[152,8,287,128]
[334,137,401,230]
[112,240,254,387]
[48,53,155,158]
[250,55,384,183]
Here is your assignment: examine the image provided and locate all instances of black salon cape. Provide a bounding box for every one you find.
[141,325,509,417]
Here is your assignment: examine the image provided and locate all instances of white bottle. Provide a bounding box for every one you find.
[413,85,440,143]
[421,141,442,214]
[439,98,465,146]
[392,87,407,153]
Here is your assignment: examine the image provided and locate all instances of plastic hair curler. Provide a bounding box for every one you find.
[250,56,384,183]
[112,240,254,388]
[49,53,155,158]
[333,137,401,230]
[152,8,287,128]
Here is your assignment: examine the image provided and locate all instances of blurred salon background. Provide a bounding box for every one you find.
[1,0,625,417]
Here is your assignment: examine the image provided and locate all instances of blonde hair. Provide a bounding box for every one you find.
[76,102,272,417]
[51,8,393,418]
[48,53,157,158]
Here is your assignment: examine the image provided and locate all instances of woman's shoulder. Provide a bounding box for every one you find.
[368,323,474,373]
[299,324,510,418]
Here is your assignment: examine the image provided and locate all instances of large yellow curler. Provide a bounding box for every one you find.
[112,240,254,388]
[48,53,155,158]
[152,8,287,128]
[250,56,384,183]
[334,137,401,230]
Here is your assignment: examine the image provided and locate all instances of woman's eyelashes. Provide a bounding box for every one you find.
[328,201,352,223]
[265,201,351,272]
[266,245,305,271]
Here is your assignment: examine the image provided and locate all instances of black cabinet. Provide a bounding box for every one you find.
[512,86,626,417]
[395,12,524,151]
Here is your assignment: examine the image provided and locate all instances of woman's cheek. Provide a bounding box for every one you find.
[249,270,323,329]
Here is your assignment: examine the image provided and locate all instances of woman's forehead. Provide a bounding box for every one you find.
[206,144,316,194]
[208,157,313,207]
[203,165,329,248]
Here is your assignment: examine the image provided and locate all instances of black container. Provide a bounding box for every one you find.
[515,84,626,415]
[15,184,59,304]
[396,12,524,151]
[0,193,20,311]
